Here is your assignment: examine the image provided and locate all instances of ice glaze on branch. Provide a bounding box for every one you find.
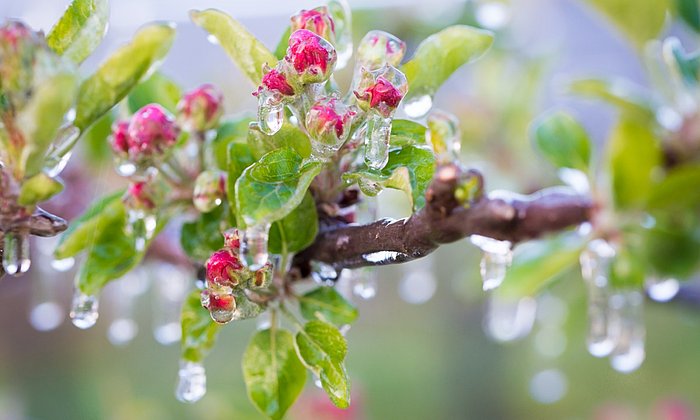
[293,163,592,272]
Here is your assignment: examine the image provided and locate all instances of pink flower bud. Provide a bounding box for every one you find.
[223,228,241,250]
[305,96,357,157]
[285,29,337,85]
[127,104,180,159]
[110,121,131,156]
[256,66,296,98]
[177,84,224,131]
[193,170,226,213]
[356,30,406,70]
[291,7,336,43]
[201,288,236,313]
[206,249,243,286]
[126,181,155,210]
[123,177,165,210]
[354,65,408,118]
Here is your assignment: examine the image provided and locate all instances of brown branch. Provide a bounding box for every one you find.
[293,163,593,272]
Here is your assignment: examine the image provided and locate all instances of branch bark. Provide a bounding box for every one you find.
[293,163,592,273]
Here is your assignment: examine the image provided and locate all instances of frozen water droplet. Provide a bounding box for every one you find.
[206,34,219,45]
[645,277,679,302]
[484,294,536,342]
[70,290,99,329]
[403,94,433,119]
[257,90,284,135]
[126,209,157,252]
[364,114,392,170]
[2,231,31,276]
[50,256,75,272]
[580,239,617,357]
[314,377,323,389]
[427,110,461,162]
[108,318,138,346]
[210,307,235,324]
[115,158,137,177]
[352,269,377,300]
[557,168,590,195]
[311,261,339,285]
[29,301,64,332]
[609,290,645,373]
[43,124,80,177]
[176,360,207,403]
[240,223,270,270]
[470,235,512,291]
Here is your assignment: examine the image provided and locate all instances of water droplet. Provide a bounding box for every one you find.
[352,270,377,300]
[609,290,645,373]
[483,294,536,342]
[470,235,512,291]
[427,110,461,162]
[108,318,138,346]
[364,114,393,170]
[43,125,80,177]
[126,209,157,252]
[206,34,219,45]
[176,360,207,403]
[240,223,271,270]
[2,231,31,276]
[403,94,433,119]
[50,256,75,272]
[580,239,617,357]
[257,90,284,135]
[311,261,339,285]
[115,158,137,177]
[70,290,99,329]
[29,301,64,332]
[645,277,679,302]
[529,369,567,404]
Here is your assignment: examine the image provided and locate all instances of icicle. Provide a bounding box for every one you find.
[580,239,617,357]
[2,231,31,276]
[240,223,271,270]
[126,209,157,252]
[609,290,646,373]
[483,293,537,342]
[470,235,512,291]
[257,89,284,135]
[311,261,340,286]
[645,277,680,302]
[153,264,188,344]
[70,289,99,329]
[403,93,433,119]
[426,110,461,162]
[328,0,352,69]
[43,124,80,177]
[364,113,392,170]
[175,360,207,403]
[352,268,377,300]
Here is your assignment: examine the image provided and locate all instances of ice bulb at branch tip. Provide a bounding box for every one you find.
[240,223,271,271]
[176,360,207,403]
[608,290,645,373]
[402,93,433,119]
[50,256,75,272]
[645,277,680,302]
[484,294,537,342]
[70,290,99,329]
[2,231,31,276]
[470,235,512,291]
[580,239,617,357]
[44,124,80,177]
[311,261,339,286]
[364,114,393,170]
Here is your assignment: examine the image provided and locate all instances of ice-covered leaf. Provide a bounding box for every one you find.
[17,172,64,206]
[389,119,427,147]
[247,123,311,160]
[269,192,318,254]
[213,117,252,170]
[299,287,358,326]
[46,0,109,64]
[531,111,592,172]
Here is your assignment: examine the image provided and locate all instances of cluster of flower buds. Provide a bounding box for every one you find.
[176,84,224,132]
[110,104,180,176]
[201,229,273,324]
[193,170,226,213]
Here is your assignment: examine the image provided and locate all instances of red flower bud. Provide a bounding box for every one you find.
[257,66,296,97]
[127,181,155,210]
[177,84,224,131]
[223,228,241,251]
[305,96,357,157]
[291,7,336,43]
[356,30,406,70]
[354,65,408,118]
[127,104,180,159]
[110,121,131,156]
[285,29,337,84]
[206,249,243,286]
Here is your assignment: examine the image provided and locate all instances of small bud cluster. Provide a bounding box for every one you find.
[110,104,180,166]
[202,229,273,324]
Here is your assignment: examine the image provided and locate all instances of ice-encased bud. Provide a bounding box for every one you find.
[306,96,357,158]
[193,170,226,213]
[291,7,336,44]
[356,30,406,71]
[284,29,337,85]
[127,104,180,160]
[354,65,408,118]
[206,249,244,287]
[240,223,271,271]
[177,84,224,132]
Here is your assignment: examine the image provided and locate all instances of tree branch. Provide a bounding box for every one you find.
[293,163,592,273]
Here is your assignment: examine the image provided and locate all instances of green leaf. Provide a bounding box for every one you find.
[181,290,220,363]
[274,26,291,60]
[269,192,318,254]
[568,78,655,118]
[213,117,253,170]
[641,223,700,279]
[295,320,350,408]
[74,23,176,130]
[647,165,700,213]
[127,72,182,114]
[401,25,493,100]
[236,148,322,226]
[389,119,427,147]
[191,9,277,85]
[247,123,311,160]
[676,0,700,32]
[17,72,78,177]
[343,145,436,210]
[226,141,256,223]
[55,191,124,259]
[497,234,585,298]
[243,328,306,420]
[607,117,663,210]
[180,205,226,261]
[531,111,592,172]
[299,287,358,326]
[17,172,64,206]
[665,38,700,86]
[46,0,109,64]
[585,0,670,48]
